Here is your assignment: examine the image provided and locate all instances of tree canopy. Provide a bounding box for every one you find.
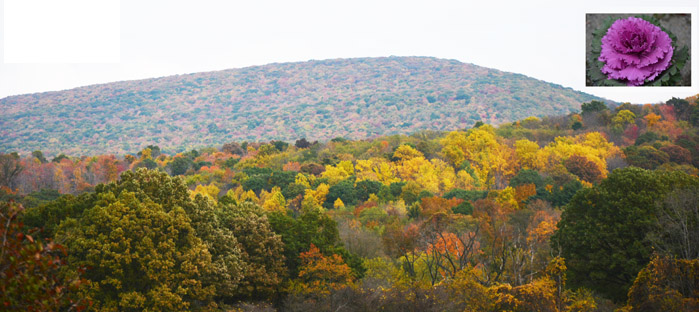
[552,167,699,302]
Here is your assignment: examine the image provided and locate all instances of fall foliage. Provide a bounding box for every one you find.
[2,95,699,310]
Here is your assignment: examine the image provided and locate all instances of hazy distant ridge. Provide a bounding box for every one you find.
[0,56,604,156]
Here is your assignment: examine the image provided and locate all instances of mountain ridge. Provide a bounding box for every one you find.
[1,56,607,156]
[1,56,584,98]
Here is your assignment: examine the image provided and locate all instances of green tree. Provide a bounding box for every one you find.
[59,190,215,311]
[451,201,474,215]
[509,169,545,188]
[186,195,244,302]
[21,193,95,240]
[31,150,48,163]
[634,131,664,146]
[690,105,699,127]
[324,179,358,209]
[400,181,421,205]
[667,97,691,121]
[624,145,670,170]
[216,201,285,300]
[580,100,608,114]
[443,188,488,202]
[552,167,699,302]
[33,169,252,306]
[242,175,269,194]
[389,181,406,198]
[168,156,193,175]
[267,209,362,279]
[571,121,583,130]
[19,189,62,209]
[271,140,289,151]
[295,138,311,149]
[114,169,246,301]
[549,180,581,207]
[355,179,382,202]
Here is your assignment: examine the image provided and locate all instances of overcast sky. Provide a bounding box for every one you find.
[1,0,697,103]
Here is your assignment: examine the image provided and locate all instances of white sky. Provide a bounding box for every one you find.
[1,0,697,104]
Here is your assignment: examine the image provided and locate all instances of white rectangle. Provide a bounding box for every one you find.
[3,0,120,63]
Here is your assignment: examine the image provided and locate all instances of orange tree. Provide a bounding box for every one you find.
[291,244,354,295]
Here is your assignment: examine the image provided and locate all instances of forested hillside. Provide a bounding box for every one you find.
[2,96,698,311]
[0,57,604,156]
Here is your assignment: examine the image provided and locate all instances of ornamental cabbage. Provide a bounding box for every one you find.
[598,17,673,86]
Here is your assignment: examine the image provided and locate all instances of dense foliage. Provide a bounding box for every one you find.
[552,167,699,301]
[0,57,603,156]
[0,201,86,311]
[2,95,699,310]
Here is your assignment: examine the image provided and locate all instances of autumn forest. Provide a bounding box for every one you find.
[2,92,699,311]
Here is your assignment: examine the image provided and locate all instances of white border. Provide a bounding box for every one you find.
[582,7,698,103]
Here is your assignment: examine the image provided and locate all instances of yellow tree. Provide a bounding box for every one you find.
[355,157,399,185]
[240,189,259,203]
[139,147,152,160]
[441,127,517,188]
[396,156,429,181]
[321,160,354,185]
[306,183,329,204]
[613,109,636,126]
[224,185,245,202]
[396,156,439,193]
[416,160,441,194]
[263,190,287,212]
[428,159,456,194]
[454,169,478,190]
[440,131,469,167]
[393,145,425,161]
[375,161,400,185]
[644,112,662,128]
[190,183,220,200]
[295,173,311,188]
[354,159,376,182]
[496,187,518,210]
[612,109,636,133]
[333,198,345,209]
[492,277,558,312]
[537,132,621,180]
[302,183,329,212]
[337,160,354,176]
[447,268,496,311]
[516,139,541,170]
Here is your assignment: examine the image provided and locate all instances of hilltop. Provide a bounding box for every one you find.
[0,56,605,156]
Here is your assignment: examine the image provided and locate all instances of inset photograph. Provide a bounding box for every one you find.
[586,14,691,86]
